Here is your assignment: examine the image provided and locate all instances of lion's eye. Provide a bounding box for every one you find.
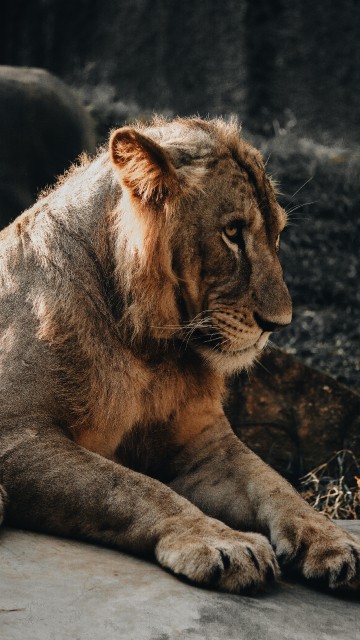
[276,235,280,252]
[224,222,243,242]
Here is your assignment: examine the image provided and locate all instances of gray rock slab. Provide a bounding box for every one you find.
[1,522,359,640]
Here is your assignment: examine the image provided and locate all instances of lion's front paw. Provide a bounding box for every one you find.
[272,514,360,590]
[156,517,279,593]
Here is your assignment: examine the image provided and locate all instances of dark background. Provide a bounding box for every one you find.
[1,0,359,388]
[2,0,360,143]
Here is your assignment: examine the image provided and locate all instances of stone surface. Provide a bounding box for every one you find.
[1,523,359,640]
[226,349,360,483]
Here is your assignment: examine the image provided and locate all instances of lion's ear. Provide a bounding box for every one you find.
[110,128,178,204]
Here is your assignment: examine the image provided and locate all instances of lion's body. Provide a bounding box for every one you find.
[0,118,359,592]
[0,149,222,461]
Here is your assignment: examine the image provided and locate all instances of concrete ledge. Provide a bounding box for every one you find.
[1,522,359,640]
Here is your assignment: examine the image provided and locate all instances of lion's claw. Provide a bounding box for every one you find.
[156,517,279,593]
[272,515,360,590]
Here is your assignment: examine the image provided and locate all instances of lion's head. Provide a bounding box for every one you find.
[110,117,292,374]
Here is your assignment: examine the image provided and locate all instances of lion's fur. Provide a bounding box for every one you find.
[1,116,359,593]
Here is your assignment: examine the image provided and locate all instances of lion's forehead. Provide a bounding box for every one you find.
[200,159,282,236]
[142,118,284,232]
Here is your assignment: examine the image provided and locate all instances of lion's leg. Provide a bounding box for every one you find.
[0,420,278,593]
[169,416,360,589]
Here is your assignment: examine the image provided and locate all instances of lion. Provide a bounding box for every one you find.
[0,117,359,593]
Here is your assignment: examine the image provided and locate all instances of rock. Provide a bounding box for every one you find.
[226,349,360,482]
[0,66,96,228]
[0,523,359,640]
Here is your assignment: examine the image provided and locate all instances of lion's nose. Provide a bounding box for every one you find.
[253,311,291,333]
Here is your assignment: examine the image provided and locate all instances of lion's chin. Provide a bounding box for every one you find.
[196,343,260,376]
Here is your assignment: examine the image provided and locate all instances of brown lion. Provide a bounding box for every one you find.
[0,117,359,593]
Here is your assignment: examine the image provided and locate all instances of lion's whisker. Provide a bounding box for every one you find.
[253,357,273,376]
[286,200,318,215]
[289,176,313,200]
[264,153,271,167]
[183,319,219,349]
